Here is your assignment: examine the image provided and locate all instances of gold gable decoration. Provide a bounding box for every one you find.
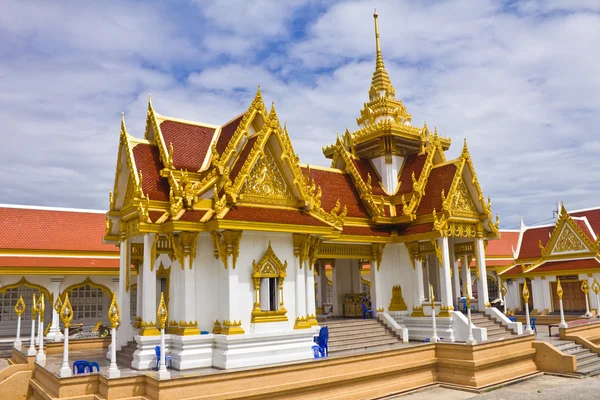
[554,226,586,253]
[451,179,477,214]
[240,146,296,206]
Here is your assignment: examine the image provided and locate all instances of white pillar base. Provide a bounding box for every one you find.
[465,338,477,345]
[106,368,121,379]
[47,330,64,343]
[132,335,163,370]
[156,370,171,380]
[524,327,534,335]
[13,339,22,350]
[212,329,316,370]
[27,346,37,356]
[59,366,72,378]
[35,353,46,364]
[170,334,212,370]
[559,322,568,329]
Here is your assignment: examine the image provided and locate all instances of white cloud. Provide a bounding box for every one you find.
[0,0,599,229]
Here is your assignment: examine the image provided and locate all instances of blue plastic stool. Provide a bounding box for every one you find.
[72,360,89,374]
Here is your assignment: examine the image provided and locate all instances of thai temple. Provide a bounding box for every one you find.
[3,12,600,400]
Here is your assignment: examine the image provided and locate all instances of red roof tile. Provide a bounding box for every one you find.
[223,206,328,226]
[216,114,244,156]
[415,164,457,215]
[518,226,554,259]
[396,223,433,236]
[570,208,600,234]
[500,264,524,275]
[351,159,386,195]
[160,120,216,171]
[341,226,391,236]
[0,207,116,252]
[535,258,600,273]
[148,211,166,223]
[397,153,427,195]
[0,256,119,269]
[131,143,170,202]
[305,168,370,219]
[485,259,515,267]
[177,210,209,222]
[573,219,595,241]
[230,136,258,183]
[486,231,519,257]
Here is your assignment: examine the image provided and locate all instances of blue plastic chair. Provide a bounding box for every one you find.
[461,298,475,313]
[313,326,328,357]
[312,345,324,359]
[73,360,89,374]
[155,345,172,371]
[87,361,100,372]
[530,317,537,333]
[361,303,374,319]
[509,316,517,322]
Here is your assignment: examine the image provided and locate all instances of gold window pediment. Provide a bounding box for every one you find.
[239,146,297,206]
[251,242,288,323]
[450,178,478,216]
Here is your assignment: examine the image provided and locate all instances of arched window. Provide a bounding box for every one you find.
[0,278,51,323]
[60,278,112,322]
[251,243,288,323]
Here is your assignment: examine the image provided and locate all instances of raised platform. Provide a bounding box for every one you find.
[9,334,539,399]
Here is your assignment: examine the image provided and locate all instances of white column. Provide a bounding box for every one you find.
[315,263,323,313]
[305,262,317,325]
[59,326,71,377]
[36,316,45,363]
[294,254,306,325]
[411,257,425,316]
[48,277,64,342]
[451,248,461,308]
[140,234,157,335]
[106,326,120,378]
[118,235,133,346]
[462,255,473,303]
[27,312,36,356]
[369,260,383,314]
[438,237,453,317]
[331,265,339,316]
[182,253,196,325]
[157,327,170,379]
[475,237,489,310]
[14,315,22,350]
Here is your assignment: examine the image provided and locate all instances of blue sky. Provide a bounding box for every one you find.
[1,0,599,229]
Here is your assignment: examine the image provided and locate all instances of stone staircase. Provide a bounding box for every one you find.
[321,319,404,354]
[470,312,516,341]
[554,341,600,376]
[116,340,136,368]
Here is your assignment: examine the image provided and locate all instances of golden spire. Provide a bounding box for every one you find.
[370,10,395,100]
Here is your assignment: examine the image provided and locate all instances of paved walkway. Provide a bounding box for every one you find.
[390,375,600,399]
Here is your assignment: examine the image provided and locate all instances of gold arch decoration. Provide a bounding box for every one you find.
[60,277,113,299]
[0,277,53,306]
[156,262,171,313]
[251,242,288,324]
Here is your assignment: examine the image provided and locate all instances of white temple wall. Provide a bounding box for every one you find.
[531,277,544,312]
[194,233,219,331]
[378,244,411,312]
[235,231,296,330]
[334,259,354,315]
[504,278,521,312]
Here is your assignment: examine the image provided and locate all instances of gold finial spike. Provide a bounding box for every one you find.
[373,9,384,71]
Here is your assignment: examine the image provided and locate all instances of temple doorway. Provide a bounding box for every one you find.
[317,259,371,318]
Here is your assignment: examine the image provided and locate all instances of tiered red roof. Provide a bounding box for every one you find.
[534,259,600,273]
[517,226,554,259]
[397,153,427,195]
[223,206,328,226]
[415,163,457,215]
[351,158,386,195]
[305,168,369,219]
[132,144,170,201]
[216,114,245,155]
[159,120,216,171]
[0,257,119,269]
[486,231,519,257]
[570,208,600,233]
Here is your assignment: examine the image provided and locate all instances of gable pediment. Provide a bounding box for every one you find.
[549,224,590,255]
[239,146,297,206]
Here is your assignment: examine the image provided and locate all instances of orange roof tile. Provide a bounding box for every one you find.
[534,258,600,273]
[131,143,170,202]
[177,210,209,222]
[0,256,119,269]
[500,264,524,275]
[160,120,216,171]
[396,223,433,236]
[0,207,115,252]
[486,231,519,257]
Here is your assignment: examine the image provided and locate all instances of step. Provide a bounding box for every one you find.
[328,330,394,342]
[576,354,600,368]
[555,343,582,353]
[325,324,383,334]
[575,351,598,362]
[576,359,600,376]
[329,337,402,352]
[329,334,399,347]
[322,320,381,328]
